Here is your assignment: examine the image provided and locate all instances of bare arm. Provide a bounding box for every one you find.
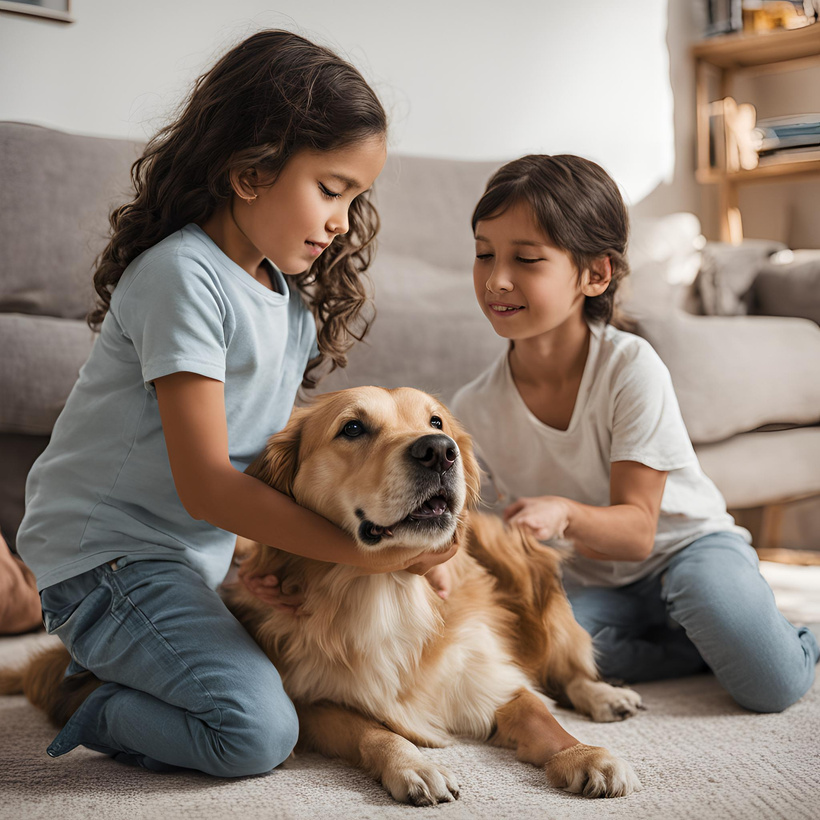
[505,461,667,562]
[155,372,454,572]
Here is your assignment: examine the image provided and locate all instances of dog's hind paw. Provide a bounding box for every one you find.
[545,743,641,798]
[381,756,460,806]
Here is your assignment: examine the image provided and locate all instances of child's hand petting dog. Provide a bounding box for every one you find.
[424,562,452,600]
[237,565,305,615]
[504,496,571,542]
[236,549,456,613]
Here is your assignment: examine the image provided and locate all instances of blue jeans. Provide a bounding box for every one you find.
[566,532,820,713]
[40,558,298,776]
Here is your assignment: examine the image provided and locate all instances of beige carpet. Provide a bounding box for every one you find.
[1,561,818,820]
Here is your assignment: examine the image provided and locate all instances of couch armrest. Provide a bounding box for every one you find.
[633,311,820,445]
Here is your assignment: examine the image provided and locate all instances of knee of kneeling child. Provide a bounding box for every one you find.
[208,696,300,778]
[734,674,810,714]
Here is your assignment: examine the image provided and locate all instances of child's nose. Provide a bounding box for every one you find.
[327,207,349,236]
[486,267,513,293]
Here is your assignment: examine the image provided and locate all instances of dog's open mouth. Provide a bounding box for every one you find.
[358,494,452,544]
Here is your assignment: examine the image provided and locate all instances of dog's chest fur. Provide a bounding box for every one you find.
[255,565,530,747]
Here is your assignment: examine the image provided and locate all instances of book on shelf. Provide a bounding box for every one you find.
[758,143,820,164]
[754,114,820,155]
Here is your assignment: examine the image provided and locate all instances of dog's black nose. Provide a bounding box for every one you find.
[410,434,458,474]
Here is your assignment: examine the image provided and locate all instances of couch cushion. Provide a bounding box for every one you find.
[620,213,704,316]
[313,252,505,404]
[696,427,820,509]
[634,311,820,445]
[0,122,140,320]
[694,239,786,317]
[752,252,820,325]
[0,313,95,435]
[0,433,49,551]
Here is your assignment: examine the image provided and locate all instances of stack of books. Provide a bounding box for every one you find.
[754,115,820,159]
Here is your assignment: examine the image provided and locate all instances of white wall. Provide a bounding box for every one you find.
[0,0,675,206]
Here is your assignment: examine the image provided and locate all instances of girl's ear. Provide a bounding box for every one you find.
[245,407,307,497]
[580,255,613,297]
[229,167,259,202]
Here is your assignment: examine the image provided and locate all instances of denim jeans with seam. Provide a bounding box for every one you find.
[566,531,819,713]
[40,557,298,776]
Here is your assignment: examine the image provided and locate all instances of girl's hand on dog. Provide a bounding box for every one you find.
[504,496,571,542]
[423,562,452,599]
[237,566,305,614]
[356,540,459,578]
[235,545,457,613]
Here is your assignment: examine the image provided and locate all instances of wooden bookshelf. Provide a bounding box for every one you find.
[692,23,820,68]
[693,25,820,242]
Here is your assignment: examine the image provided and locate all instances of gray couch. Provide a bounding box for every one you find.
[2,121,820,551]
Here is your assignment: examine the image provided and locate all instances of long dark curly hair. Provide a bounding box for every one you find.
[471,154,630,326]
[89,30,387,388]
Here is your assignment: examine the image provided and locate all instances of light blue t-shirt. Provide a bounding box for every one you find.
[17,224,317,592]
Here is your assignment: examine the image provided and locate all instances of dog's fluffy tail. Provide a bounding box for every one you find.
[0,665,26,695]
[0,644,101,727]
[0,644,71,705]
[466,511,564,614]
[466,512,599,700]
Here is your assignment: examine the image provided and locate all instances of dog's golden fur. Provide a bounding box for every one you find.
[1,386,642,802]
[226,387,642,800]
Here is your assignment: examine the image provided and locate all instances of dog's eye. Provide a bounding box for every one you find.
[430,416,443,429]
[341,420,365,438]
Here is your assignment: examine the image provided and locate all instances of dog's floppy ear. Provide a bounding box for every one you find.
[439,405,482,550]
[246,407,308,498]
[450,413,482,512]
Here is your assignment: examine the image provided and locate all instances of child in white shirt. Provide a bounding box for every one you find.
[451,154,818,712]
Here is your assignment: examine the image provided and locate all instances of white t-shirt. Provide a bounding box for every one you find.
[451,322,750,588]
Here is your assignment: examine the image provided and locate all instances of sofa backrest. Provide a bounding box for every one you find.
[314,153,508,402]
[0,122,140,321]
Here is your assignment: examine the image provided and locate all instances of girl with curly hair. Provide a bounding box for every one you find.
[16,29,453,777]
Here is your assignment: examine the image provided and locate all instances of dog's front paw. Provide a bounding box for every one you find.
[544,743,641,798]
[567,679,644,722]
[588,682,643,722]
[381,756,460,806]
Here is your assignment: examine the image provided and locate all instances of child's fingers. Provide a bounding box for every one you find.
[406,543,457,576]
[506,512,530,529]
[503,499,527,521]
[509,515,548,539]
[239,570,280,587]
[241,576,287,604]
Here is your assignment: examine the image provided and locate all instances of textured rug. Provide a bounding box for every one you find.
[1,561,818,820]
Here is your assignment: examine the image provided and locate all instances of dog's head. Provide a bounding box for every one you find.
[248,387,481,552]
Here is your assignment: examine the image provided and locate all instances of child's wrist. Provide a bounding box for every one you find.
[558,497,575,539]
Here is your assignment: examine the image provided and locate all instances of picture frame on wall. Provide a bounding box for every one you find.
[0,0,73,23]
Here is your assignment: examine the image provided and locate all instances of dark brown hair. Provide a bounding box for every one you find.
[471,154,630,325]
[89,30,387,388]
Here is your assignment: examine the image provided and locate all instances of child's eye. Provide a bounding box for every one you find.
[475,253,493,261]
[517,257,543,264]
[319,183,342,199]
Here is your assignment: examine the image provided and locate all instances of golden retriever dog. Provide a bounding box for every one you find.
[1,386,642,803]
[224,386,642,802]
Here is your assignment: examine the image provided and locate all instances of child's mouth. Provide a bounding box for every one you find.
[489,303,524,315]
